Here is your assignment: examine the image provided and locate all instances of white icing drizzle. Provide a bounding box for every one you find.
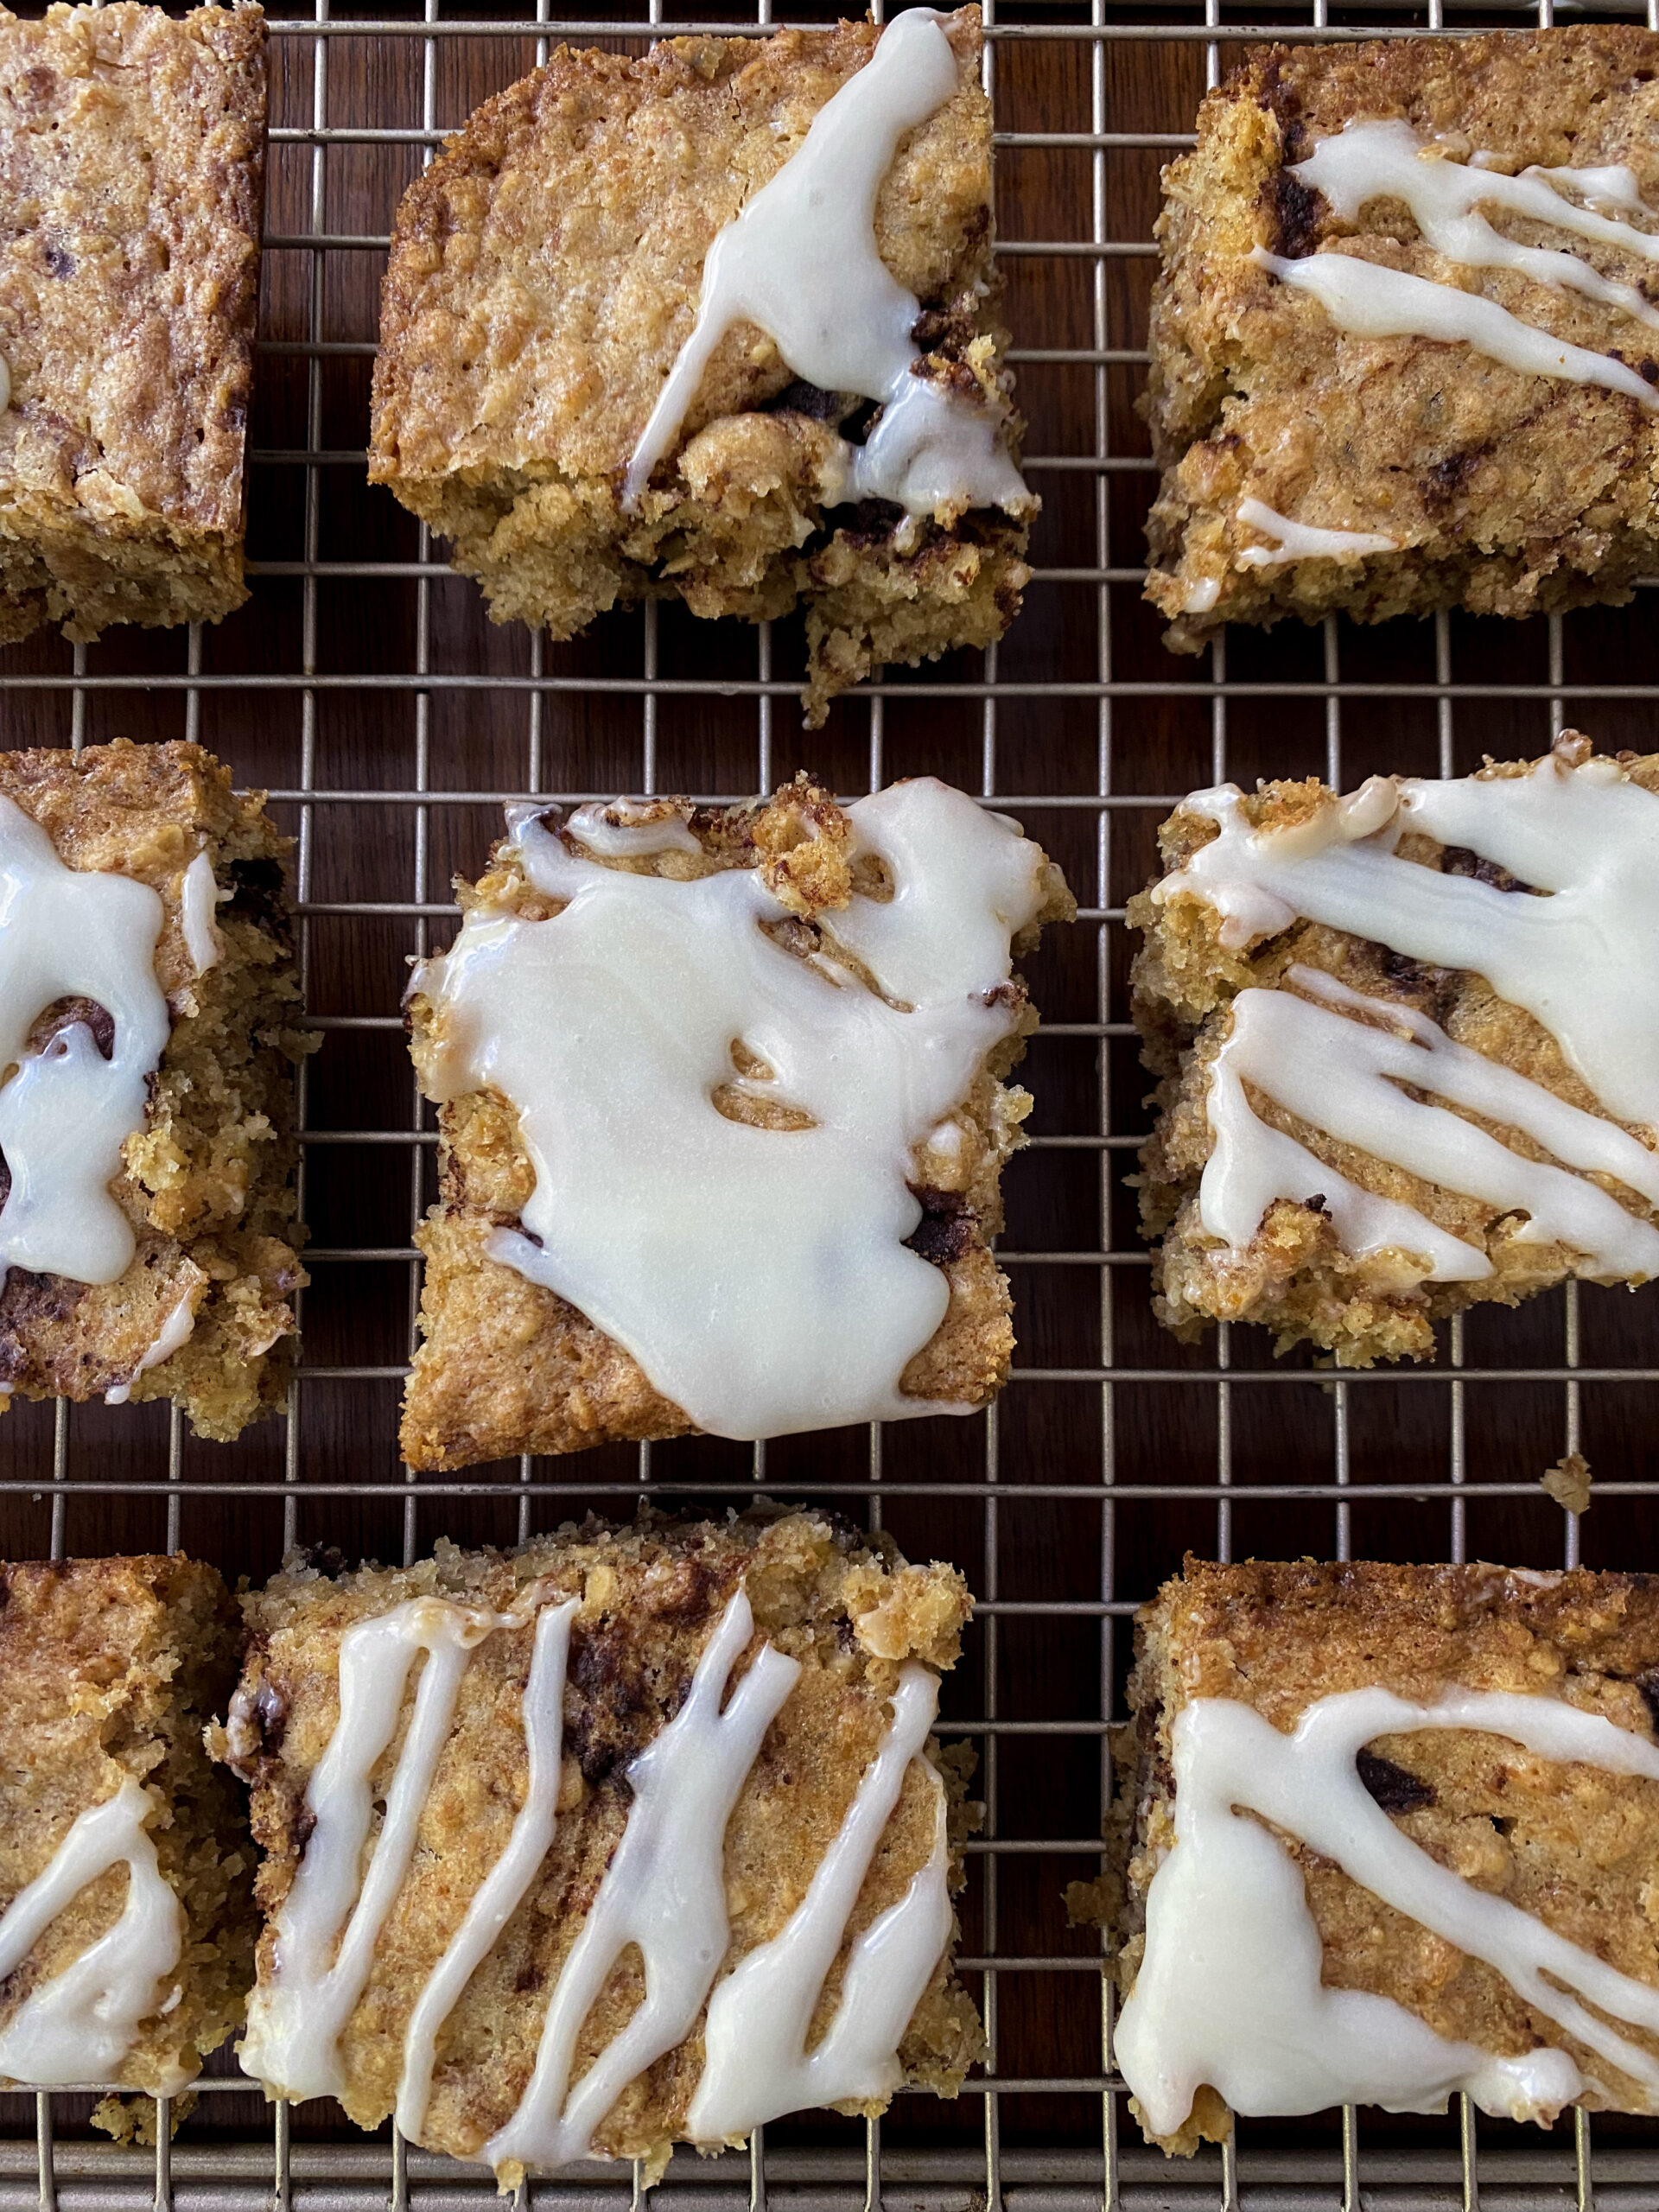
[566,803,702,859]
[1153,752,1659,1131]
[239,1598,510,2102]
[1299,122,1659,327]
[179,850,226,976]
[0,798,169,1293]
[1255,247,1659,410]
[1115,1687,1659,2135]
[1181,575,1221,615]
[687,1662,950,2142]
[486,1590,801,2171]
[623,9,1029,522]
[247,1581,955,2170]
[396,1598,578,2143]
[416,779,1050,1440]
[0,1776,185,2090]
[1255,121,1659,410]
[1203,970,1659,1282]
[104,1279,200,1406]
[1233,496,1400,568]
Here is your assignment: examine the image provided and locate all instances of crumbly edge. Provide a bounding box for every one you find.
[0,740,312,1437]
[1124,736,1659,1365]
[219,1506,984,2164]
[0,1554,257,2096]
[399,778,1073,1470]
[368,12,1032,726]
[0,3,266,646]
[1088,1558,1659,2152]
[1138,25,1659,653]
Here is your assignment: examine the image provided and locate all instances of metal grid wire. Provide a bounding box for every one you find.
[3,0,1659,2201]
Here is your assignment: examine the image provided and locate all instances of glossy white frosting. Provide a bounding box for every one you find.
[415,778,1052,1440]
[687,1662,950,2142]
[624,8,1029,522]
[180,850,226,976]
[1233,496,1399,569]
[0,797,170,1294]
[105,1277,200,1406]
[1116,1687,1659,2134]
[1255,122,1659,410]
[1154,753,1659,1275]
[244,1585,952,2175]
[0,1776,186,2089]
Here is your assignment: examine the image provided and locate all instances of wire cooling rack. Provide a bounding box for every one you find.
[5,0,1659,2202]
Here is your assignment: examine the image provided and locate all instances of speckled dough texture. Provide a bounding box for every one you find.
[0,3,265,645]
[1143,27,1659,652]
[220,1510,983,2171]
[0,1554,256,2096]
[1127,736,1659,1366]
[400,779,1071,1471]
[1094,1559,1659,2152]
[369,9,1031,726]
[0,741,309,1437]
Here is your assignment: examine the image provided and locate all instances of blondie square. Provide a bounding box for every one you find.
[1128,734,1659,1365]
[220,1509,982,2181]
[0,3,265,645]
[400,776,1071,1469]
[1143,27,1659,652]
[0,1554,255,2094]
[1102,1559,1659,2151]
[370,9,1031,726]
[0,739,308,1437]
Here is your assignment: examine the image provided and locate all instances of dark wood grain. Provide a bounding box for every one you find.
[2,0,1656,2181]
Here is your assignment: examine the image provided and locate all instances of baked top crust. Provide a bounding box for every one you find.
[372,13,992,487]
[0,740,308,1437]
[367,9,1031,724]
[1142,25,1659,649]
[0,1553,254,2096]
[0,3,265,610]
[400,779,1071,1470]
[221,1509,982,2173]
[1103,1558,1659,2152]
[1128,736,1659,1365]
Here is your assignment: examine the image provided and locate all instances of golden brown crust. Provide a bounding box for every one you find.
[1103,1558,1659,2151]
[1127,738,1657,1365]
[0,1554,255,2095]
[369,10,1030,726]
[0,740,309,1438]
[0,3,265,643]
[400,777,1071,1471]
[1143,27,1659,651]
[223,1509,982,2165]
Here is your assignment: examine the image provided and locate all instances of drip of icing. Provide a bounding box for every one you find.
[105,1278,201,1406]
[1181,575,1221,614]
[0,798,169,1293]
[485,1590,802,2173]
[1233,496,1400,568]
[395,1599,578,2142]
[1254,246,1659,411]
[239,1599,509,2102]
[622,10,1029,522]
[416,779,1050,1440]
[1202,972,1659,1281]
[688,1663,950,2142]
[1114,1687,1659,2136]
[566,803,702,859]
[0,1777,185,2089]
[1294,122,1659,329]
[1153,753,1659,1130]
[179,850,226,976]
